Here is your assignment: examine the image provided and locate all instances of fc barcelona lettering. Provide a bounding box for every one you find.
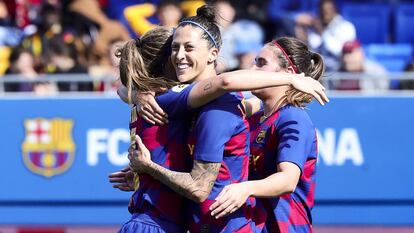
[22,118,75,177]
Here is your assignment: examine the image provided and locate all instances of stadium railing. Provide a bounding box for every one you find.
[1,72,414,95]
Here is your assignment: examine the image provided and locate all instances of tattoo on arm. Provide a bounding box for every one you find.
[203,82,213,91]
[145,160,221,202]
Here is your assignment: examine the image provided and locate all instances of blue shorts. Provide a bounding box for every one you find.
[118,213,185,233]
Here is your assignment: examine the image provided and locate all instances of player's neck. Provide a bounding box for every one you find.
[262,95,287,118]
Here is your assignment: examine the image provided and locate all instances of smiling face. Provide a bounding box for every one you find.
[170,25,218,83]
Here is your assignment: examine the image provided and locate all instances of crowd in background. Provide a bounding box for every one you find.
[0,0,413,95]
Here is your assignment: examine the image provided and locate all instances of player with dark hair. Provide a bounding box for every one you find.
[111,4,327,232]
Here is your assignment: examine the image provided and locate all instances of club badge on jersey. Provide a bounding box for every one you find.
[256,130,266,144]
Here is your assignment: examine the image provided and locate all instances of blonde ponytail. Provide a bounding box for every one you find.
[116,27,178,102]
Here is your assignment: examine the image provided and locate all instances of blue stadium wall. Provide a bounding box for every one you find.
[0,96,413,225]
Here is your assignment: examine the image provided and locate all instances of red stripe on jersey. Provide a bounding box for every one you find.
[288,199,311,225]
[141,125,168,150]
[240,155,250,180]
[217,161,231,180]
[224,131,248,156]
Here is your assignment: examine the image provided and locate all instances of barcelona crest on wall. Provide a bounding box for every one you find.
[21,118,75,178]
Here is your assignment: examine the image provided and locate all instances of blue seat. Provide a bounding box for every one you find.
[395,4,414,43]
[364,43,413,72]
[342,4,391,43]
[364,43,413,89]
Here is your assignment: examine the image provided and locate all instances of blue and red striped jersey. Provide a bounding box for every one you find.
[248,104,317,233]
[128,84,194,227]
[187,92,256,233]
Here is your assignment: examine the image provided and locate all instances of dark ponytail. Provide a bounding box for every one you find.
[178,5,222,49]
[309,52,325,82]
[196,5,217,22]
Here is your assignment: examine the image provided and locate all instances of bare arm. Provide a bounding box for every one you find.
[210,162,301,218]
[129,136,220,203]
[188,70,328,108]
[245,162,301,197]
[119,70,328,125]
[188,70,295,108]
[143,160,220,203]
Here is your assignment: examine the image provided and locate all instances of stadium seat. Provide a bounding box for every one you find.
[0,46,11,75]
[395,4,414,43]
[342,4,391,43]
[364,43,413,72]
[364,43,413,89]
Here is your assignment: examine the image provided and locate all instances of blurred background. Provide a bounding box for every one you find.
[0,0,414,232]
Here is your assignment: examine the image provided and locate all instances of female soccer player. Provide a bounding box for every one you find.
[208,38,325,233]
[112,6,327,233]
[124,5,327,233]
[115,26,191,233]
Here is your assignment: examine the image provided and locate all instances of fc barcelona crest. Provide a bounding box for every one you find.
[21,118,75,178]
[256,130,266,143]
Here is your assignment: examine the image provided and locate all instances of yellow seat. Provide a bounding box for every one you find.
[0,46,11,75]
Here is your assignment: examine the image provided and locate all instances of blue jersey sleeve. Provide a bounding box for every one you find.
[193,94,242,163]
[275,106,316,172]
[156,84,194,119]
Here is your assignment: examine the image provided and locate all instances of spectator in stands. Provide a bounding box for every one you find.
[267,0,318,37]
[231,0,268,25]
[0,0,23,47]
[13,0,44,29]
[214,0,236,33]
[213,0,237,72]
[214,0,264,72]
[63,0,130,66]
[38,3,62,36]
[89,40,126,92]
[123,0,183,36]
[47,38,86,74]
[232,21,263,71]
[0,0,22,74]
[46,37,92,92]
[337,40,388,91]
[306,0,356,71]
[6,47,57,95]
[157,0,183,28]
[20,3,63,70]
[231,27,263,99]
